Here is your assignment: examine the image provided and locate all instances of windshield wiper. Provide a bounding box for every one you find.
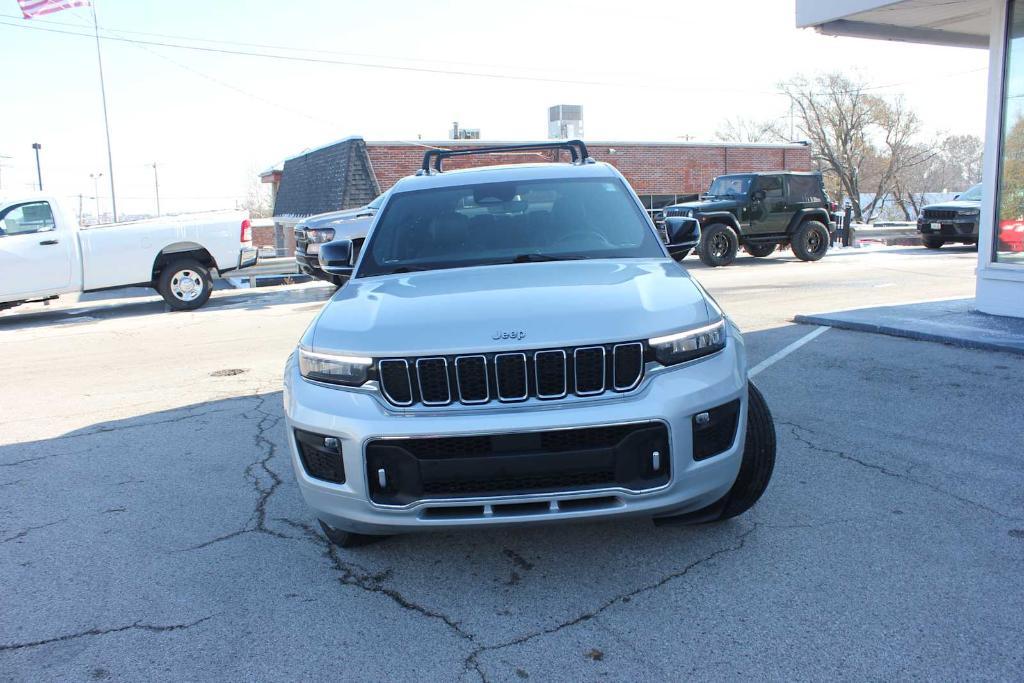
[511,253,584,263]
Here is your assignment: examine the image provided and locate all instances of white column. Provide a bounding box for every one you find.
[977,0,1024,318]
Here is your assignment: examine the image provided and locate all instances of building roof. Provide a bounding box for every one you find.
[272,137,380,219]
[796,0,990,48]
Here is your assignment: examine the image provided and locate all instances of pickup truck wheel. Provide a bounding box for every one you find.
[157,258,213,310]
[791,220,830,261]
[922,235,944,249]
[745,243,776,258]
[697,223,738,267]
[318,519,384,548]
[715,381,776,520]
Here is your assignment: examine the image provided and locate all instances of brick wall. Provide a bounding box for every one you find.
[366,142,814,195]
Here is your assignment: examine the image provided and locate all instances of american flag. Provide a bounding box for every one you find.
[17,0,90,18]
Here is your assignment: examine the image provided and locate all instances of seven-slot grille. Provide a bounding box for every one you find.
[922,209,959,221]
[376,342,645,407]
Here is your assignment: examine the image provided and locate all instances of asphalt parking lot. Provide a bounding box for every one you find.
[2,245,1022,681]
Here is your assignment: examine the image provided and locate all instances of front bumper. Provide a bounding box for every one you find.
[282,331,749,534]
[918,217,978,241]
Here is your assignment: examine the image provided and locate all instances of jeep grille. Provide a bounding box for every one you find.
[376,341,645,407]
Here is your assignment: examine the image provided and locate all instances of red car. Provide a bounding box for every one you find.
[999,219,1024,253]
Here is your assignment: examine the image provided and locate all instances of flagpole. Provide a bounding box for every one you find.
[91,1,117,222]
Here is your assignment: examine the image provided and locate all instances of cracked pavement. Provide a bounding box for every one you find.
[2,249,1023,680]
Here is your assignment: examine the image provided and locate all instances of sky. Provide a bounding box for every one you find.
[0,0,991,219]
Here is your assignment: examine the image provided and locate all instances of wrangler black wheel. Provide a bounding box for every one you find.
[745,243,776,258]
[791,221,829,261]
[697,223,738,267]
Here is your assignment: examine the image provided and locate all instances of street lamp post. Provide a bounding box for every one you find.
[32,143,42,191]
[152,162,161,216]
[90,172,103,224]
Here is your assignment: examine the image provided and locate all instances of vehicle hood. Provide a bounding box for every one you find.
[921,199,981,211]
[298,206,372,230]
[672,199,740,212]
[311,259,712,357]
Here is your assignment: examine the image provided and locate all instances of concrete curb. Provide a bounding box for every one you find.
[793,313,1024,356]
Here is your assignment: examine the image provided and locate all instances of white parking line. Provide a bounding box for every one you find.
[749,326,830,378]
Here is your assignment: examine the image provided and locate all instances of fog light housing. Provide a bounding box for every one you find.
[692,399,740,460]
[295,429,345,483]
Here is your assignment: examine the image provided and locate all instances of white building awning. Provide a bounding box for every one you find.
[796,0,991,48]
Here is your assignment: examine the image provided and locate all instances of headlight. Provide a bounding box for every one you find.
[649,319,726,366]
[307,228,336,243]
[298,347,372,386]
[959,209,980,216]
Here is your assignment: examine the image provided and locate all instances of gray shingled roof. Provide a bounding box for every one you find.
[273,137,380,218]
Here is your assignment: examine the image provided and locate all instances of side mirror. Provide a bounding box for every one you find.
[752,189,767,201]
[318,239,355,276]
[953,194,960,200]
[664,217,701,260]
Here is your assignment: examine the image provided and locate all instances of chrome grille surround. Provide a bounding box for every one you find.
[494,352,529,402]
[376,340,646,408]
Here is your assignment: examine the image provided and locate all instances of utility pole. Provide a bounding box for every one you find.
[32,143,42,190]
[90,172,103,224]
[92,3,117,222]
[78,194,84,224]
[151,162,161,216]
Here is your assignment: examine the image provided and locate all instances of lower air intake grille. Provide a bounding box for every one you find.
[365,422,670,504]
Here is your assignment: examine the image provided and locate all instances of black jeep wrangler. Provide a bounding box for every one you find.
[662,172,836,267]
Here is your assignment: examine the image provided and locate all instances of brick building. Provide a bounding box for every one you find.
[261,137,813,256]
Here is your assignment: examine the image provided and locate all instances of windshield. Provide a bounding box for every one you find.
[357,177,664,277]
[707,175,752,197]
[959,184,983,201]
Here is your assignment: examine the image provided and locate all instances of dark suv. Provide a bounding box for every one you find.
[916,183,981,249]
[662,172,836,267]
[294,191,388,285]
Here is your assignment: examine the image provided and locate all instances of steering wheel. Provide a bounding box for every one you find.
[553,230,614,248]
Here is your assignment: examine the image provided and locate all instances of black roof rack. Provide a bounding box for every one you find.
[419,140,591,174]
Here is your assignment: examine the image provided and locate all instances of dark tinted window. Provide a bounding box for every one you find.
[358,177,663,277]
[788,175,823,203]
[756,176,784,198]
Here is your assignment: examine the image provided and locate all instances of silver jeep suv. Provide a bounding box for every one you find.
[283,141,776,548]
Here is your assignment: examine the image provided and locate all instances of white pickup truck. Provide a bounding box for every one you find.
[0,194,257,312]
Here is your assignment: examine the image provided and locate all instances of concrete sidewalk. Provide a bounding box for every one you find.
[795,297,1024,355]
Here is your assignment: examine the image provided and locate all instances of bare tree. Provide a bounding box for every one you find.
[860,96,935,221]
[715,117,788,144]
[780,72,879,221]
[239,166,273,218]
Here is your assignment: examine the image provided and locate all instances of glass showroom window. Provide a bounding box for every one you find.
[996,0,1024,265]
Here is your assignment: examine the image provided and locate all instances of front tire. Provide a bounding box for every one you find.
[745,243,776,258]
[922,235,944,250]
[791,221,830,261]
[651,382,776,526]
[698,223,738,267]
[716,382,776,520]
[319,519,385,549]
[157,258,213,310]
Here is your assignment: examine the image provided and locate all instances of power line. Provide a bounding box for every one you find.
[0,18,785,94]
[0,11,605,78]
